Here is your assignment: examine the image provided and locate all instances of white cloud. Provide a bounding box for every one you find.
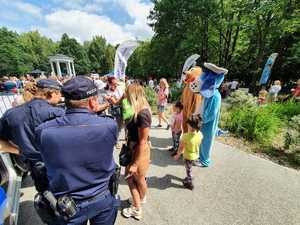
[39,10,134,44]
[14,1,42,17]
[115,0,154,40]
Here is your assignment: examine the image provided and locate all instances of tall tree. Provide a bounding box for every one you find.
[58,33,90,74]
[87,36,115,74]
[0,27,32,75]
[18,31,57,72]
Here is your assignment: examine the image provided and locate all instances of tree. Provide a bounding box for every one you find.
[18,31,57,72]
[87,36,115,74]
[0,27,32,75]
[58,33,90,74]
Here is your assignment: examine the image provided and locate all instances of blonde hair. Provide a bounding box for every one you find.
[274,80,281,85]
[35,87,60,100]
[160,78,169,89]
[23,81,37,102]
[126,84,150,121]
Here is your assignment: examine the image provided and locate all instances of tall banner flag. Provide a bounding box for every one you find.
[114,40,139,80]
[180,54,200,85]
[259,53,279,85]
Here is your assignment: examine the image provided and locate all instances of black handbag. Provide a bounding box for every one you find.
[119,144,132,167]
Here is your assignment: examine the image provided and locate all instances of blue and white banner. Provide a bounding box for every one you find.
[180,54,200,85]
[114,40,139,80]
[259,53,279,85]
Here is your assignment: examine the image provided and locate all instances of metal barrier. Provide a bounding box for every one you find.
[0,94,19,117]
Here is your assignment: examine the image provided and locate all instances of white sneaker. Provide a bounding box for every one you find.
[122,206,143,220]
[128,196,147,205]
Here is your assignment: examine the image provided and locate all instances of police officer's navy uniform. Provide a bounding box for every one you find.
[36,76,119,225]
[0,79,64,192]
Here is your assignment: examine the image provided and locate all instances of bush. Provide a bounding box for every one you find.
[225,106,282,146]
[169,86,183,102]
[284,115,300,163]
[226,90,257,109]
[264,100,300,121]
[144,86,157,107]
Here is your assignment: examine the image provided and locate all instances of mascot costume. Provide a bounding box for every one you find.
[187,63,228,167]
[181,67,203,133]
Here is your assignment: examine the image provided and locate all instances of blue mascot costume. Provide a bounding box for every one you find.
[189,63,228,167]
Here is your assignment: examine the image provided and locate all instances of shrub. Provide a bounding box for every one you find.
[284,115,300,164]
[169,86,183,102]
[225,106,282,146]
[226,90,257,109]
[144,86,157,107]
[264,100,300,121]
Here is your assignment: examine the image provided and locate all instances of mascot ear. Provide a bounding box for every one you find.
[199,63,228,98]
[184,66,202,84]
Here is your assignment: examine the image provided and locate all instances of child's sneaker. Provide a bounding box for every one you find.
[122,206,143,220]
[168,147,174,152]
[128,196,147,205]
[183,180,194,190]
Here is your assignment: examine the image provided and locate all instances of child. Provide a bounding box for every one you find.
[258,86,268,105]
[169,101,183,156]
[174,114,203,190]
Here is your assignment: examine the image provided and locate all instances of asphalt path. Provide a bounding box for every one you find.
[18,119,300,225]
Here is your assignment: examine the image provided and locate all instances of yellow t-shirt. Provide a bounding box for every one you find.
[182,131,203,160]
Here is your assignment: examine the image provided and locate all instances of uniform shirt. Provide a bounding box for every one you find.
[0,98,64,163]
[182,131,203,161]
[36,108,117,200]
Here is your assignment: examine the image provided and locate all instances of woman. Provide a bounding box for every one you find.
[12,81,37,107]
[122,84,152,220]
[157,78,169,129]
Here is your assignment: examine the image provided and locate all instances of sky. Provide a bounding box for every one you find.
[0,0,154,44]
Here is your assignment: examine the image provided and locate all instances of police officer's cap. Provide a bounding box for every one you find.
[37,79,62,90]
[62,76,98,100]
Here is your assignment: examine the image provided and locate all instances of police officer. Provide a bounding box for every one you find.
[0,79,64,192]
[36,76,119,225]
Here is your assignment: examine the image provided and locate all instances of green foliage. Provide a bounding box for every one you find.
[263,101,300,121]
[226,90,257,109]
[19,31,57,72]
[126,0,300,85]
[225,106,282,146]
[0,27,33,75]
[284,115,300,164]
[144,86,157,107]
[169,84,183,103]
[86,36,115,74]
[58,33,90,74]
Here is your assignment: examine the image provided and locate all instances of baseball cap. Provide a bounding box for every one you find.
[36,79,62,90]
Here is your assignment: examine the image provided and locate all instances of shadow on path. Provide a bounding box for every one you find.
[150,137,183,168]
[147,174,184,190]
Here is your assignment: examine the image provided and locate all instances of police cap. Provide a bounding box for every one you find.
[62,76,98,100]
[37,79,62,90]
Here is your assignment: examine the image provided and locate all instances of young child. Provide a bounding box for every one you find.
[174,114,203,190]
[258,86,268,105]
[169,101,183,156]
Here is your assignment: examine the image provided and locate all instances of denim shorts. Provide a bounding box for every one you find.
[157,105,166,113]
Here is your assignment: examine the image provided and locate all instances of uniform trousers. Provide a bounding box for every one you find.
[49,191,119,225]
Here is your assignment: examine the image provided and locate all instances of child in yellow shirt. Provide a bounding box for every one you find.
[174,114,203,190]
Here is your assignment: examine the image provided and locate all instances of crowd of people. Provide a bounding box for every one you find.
[0,69,299,224]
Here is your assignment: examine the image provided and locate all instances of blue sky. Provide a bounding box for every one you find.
[0,0,154,44]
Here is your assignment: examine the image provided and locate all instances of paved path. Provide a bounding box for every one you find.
[18,119,300,225]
